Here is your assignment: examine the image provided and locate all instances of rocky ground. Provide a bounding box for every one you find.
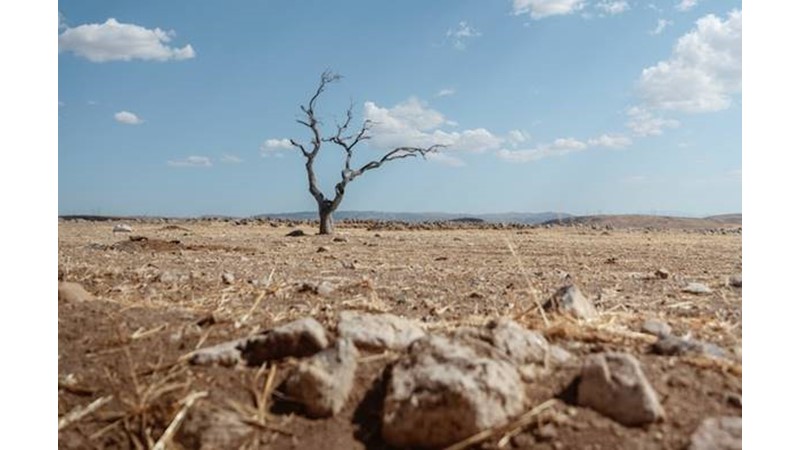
[58,219,742,449]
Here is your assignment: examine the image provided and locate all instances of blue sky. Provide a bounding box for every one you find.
[58,0,741,217]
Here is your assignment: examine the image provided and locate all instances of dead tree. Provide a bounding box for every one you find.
[288,71,442,235]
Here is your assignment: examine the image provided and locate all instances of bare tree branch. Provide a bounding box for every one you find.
[330,144,443,210]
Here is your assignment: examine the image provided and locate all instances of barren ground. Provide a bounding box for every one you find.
[58,220,742,449]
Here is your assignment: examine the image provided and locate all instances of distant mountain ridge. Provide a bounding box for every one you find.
[253,211,571,224]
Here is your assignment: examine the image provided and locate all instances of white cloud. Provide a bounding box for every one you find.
[676,0,700,12]
[596,1,629,15]
[512,0,585,20]
[167,156,212,167]
[446,21,481,50]
[650,19,672,35]
[508,129,532,146]
[436,88,456,97]
[625,106,679,136]
[114,111,143,125]
[220,154,243,164]
[58,18,195,62]
[260,138,293,155]
[497,137,588,162]
[364,98,503,156]
[587,133,632,149]
[638,10,741,113]
[497,131,632,163]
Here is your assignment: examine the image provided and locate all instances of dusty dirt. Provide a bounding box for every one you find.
[58,219,742,449]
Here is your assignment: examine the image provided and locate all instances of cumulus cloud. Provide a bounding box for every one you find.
[497,131,631,163]
[650,19,672,35]
[587,133,632,149]
[260,138,293,155]
[436,88,456,97]
[512,0,585,20]
[675,0,701,12]
[596,1,629,15]
[497,137,588,162]
[114,111,143,125]
[625,106,679,136]
[508,129,532,146]
[58,18,195,62]
[638,10,741,113]
[446,21,481,50]
[363,98,503,157]
[167,156,212,167]
[220,154,243,164]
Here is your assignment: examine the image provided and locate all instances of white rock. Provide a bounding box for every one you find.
[338,311,425,351]
[190,317,329,367]
[457,319,550,366]
[688,416,742,450]
[577,352,665,426]
[382,335,526,448]
[58,282,94,303]
[544,284,598,319]
[683,282,713,294]
[113,224,133,233]
[284,339,359,418]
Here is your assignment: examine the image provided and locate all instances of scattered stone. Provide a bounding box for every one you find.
[190,317,329,367]
[641,319,672,338]
[577,352,665,426]
[382,335,526,448]
[688,417,742,450]
[316,246,330,253]
[683,282,713,294]
[221,272,235,285]
[188,339,241,367]
[112,223,133,233]
[535,423,559,441]
[338,311,425,351]
[195,314,216,327]
[286,229,306,237]
[544,284,598,320]
[726,393,742,408]
[651,335,729,359]
[511,433,536,448]
[284,339,359,418]
[241,318,329,365]
[158,271,181,284]
[332,236,348,242]
[728,274,742,288]
[655,268,670,279]
[58,282,94,303]
[299,280,336,297]
[177,408,253,450]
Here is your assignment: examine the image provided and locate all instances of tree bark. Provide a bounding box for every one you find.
[318,203,335,235]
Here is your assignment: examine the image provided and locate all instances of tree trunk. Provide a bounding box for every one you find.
[318,205,335,235]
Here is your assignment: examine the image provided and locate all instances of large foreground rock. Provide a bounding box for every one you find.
[577,352,664,426]
[283,339,359,418]
[189,317,329,367]
[688,416,742,450]
[382,335,526,448]
[544,284,598,319]
[338,311,425,351]
[457,319,549,366]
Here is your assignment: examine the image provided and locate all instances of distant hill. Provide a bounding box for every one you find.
[541,214,742,230]
[253,211,571,224]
